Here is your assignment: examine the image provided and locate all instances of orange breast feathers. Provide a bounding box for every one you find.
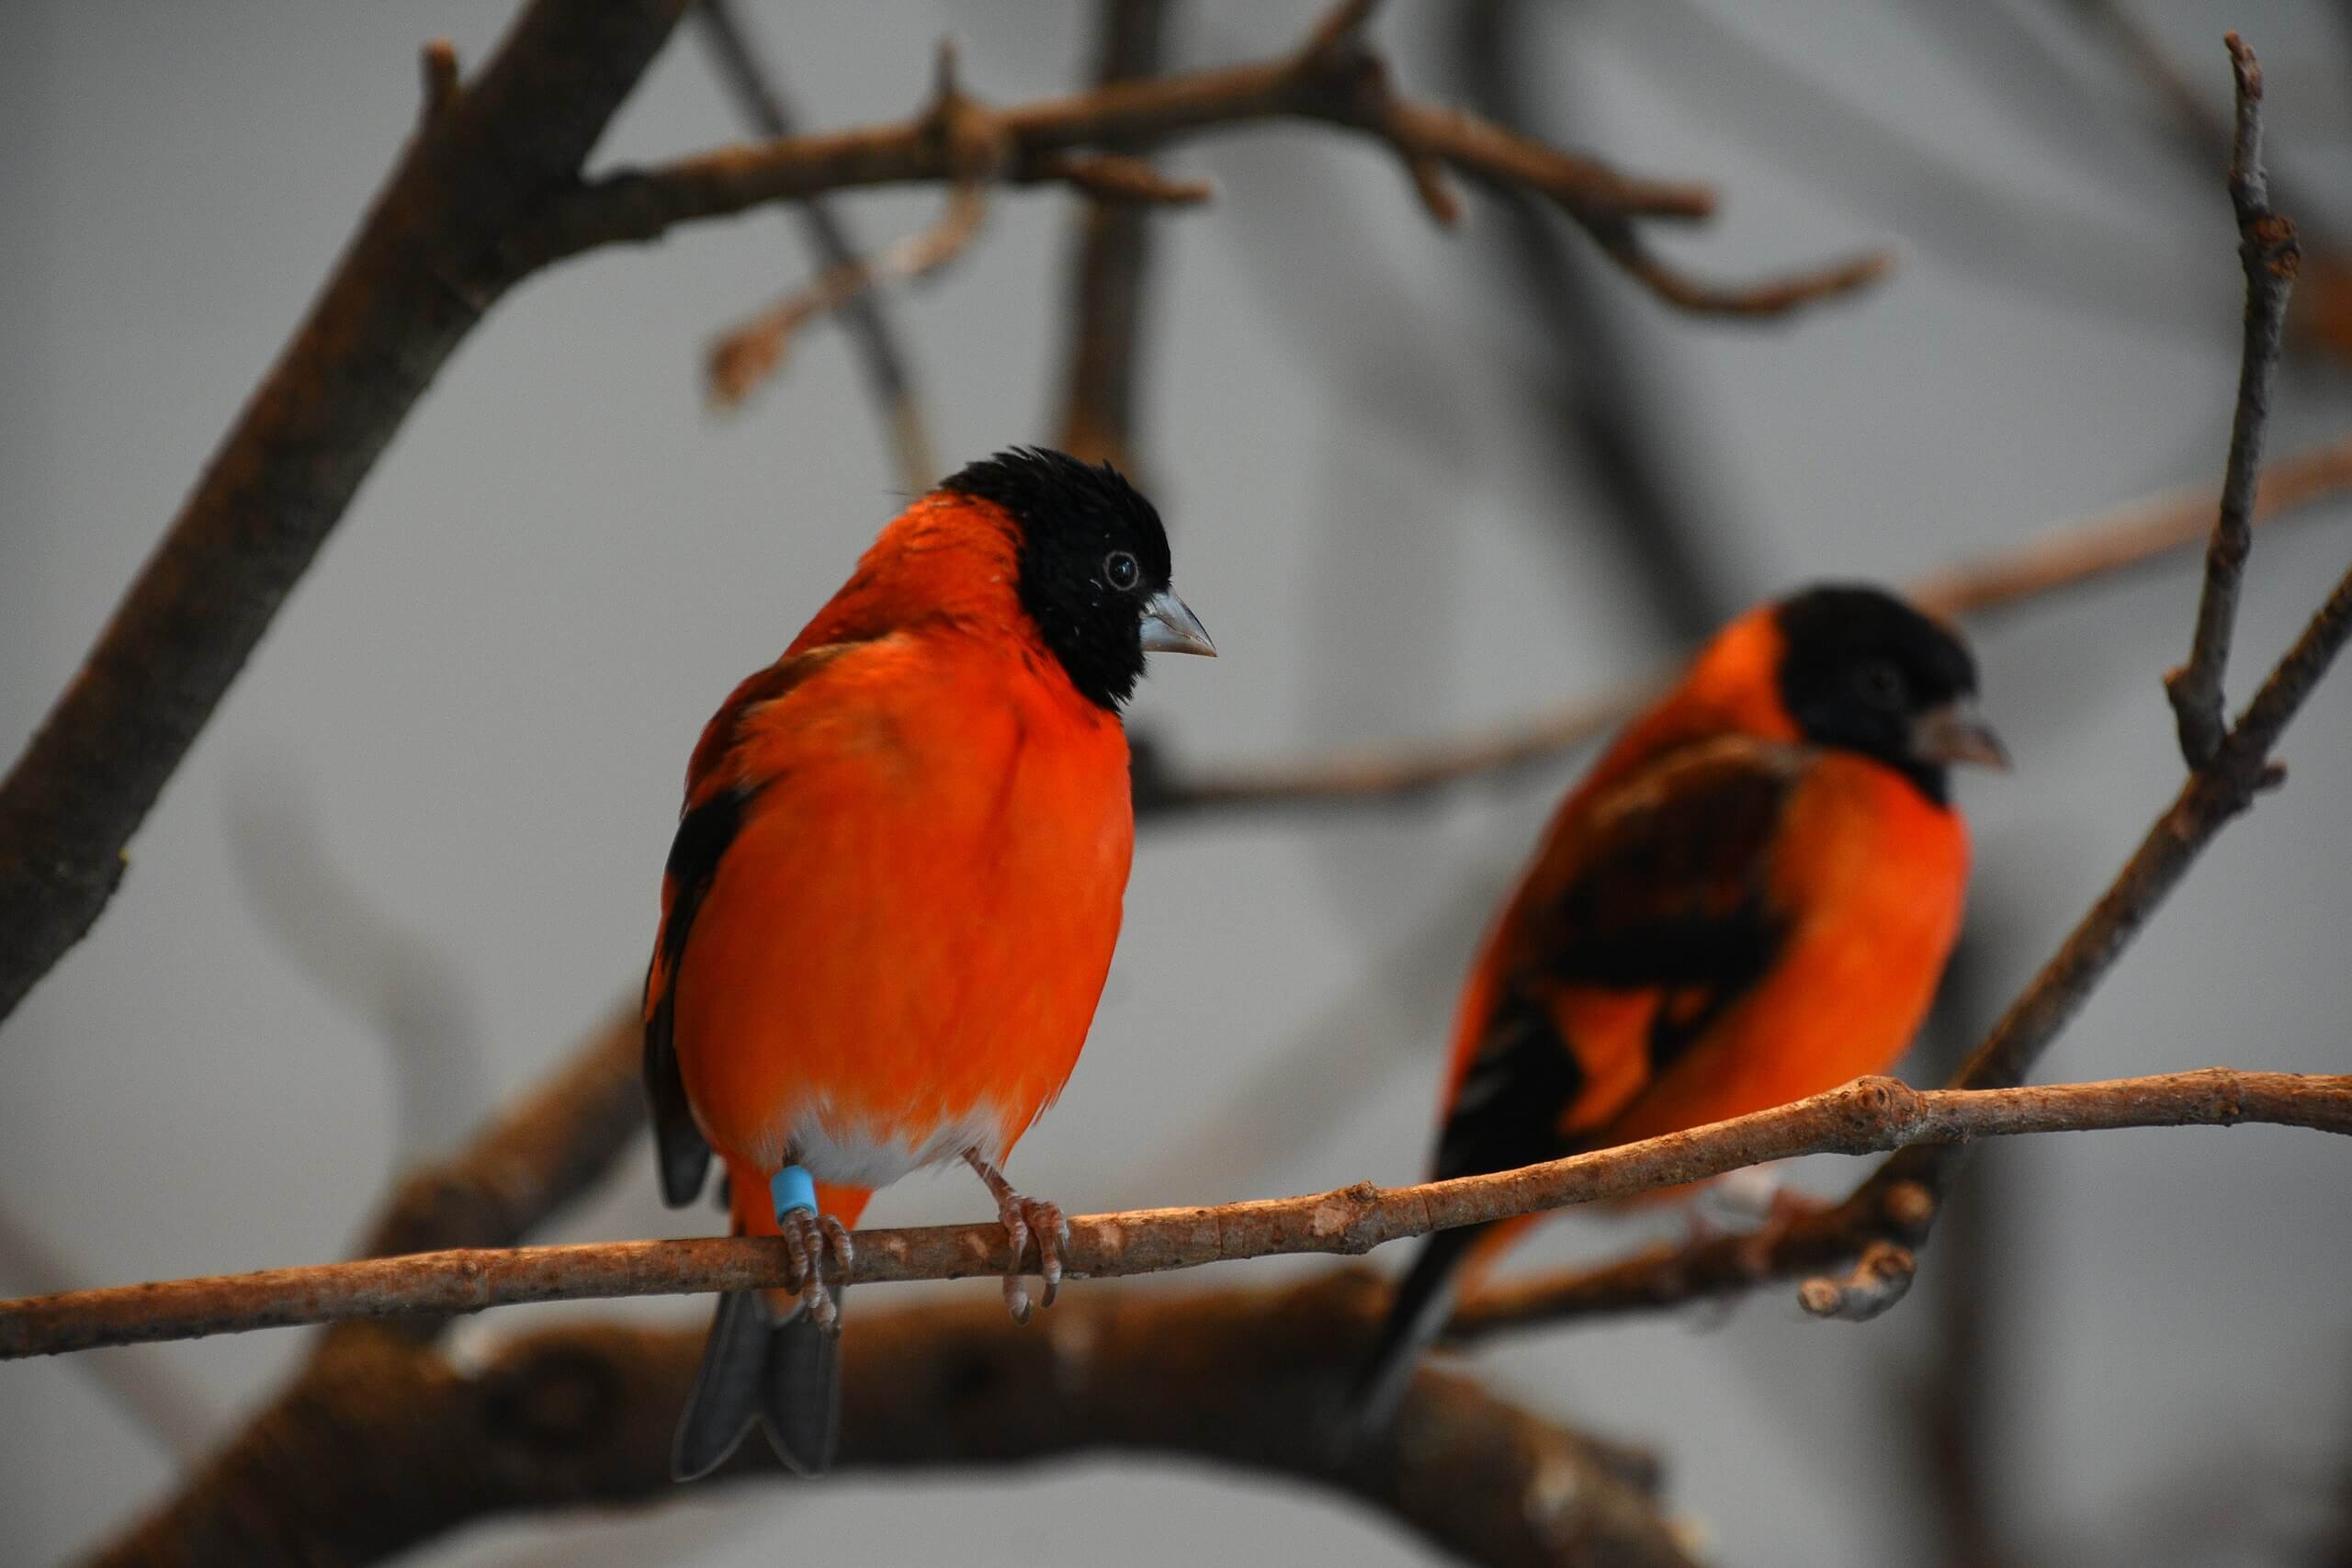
[649,495,1135,1231]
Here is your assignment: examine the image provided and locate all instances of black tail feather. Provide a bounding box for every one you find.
[1343,1223,1487,1441]
[673,1290,841,1482]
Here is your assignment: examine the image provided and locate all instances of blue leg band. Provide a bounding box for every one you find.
[771,1164,818,1223]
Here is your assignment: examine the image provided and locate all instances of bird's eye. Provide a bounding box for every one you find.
[1853,658,1906,708]
[1102,549,1140,592]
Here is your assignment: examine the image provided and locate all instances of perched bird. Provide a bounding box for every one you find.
[1346,583,2004,1435]
[645,448,1214,1480]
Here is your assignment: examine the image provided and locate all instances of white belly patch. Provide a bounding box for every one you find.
[761,1100,1016,1189]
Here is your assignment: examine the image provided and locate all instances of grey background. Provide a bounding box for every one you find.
[5,2,2351,1564]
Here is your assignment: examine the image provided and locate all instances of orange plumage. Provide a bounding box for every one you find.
[645,449,1211,1479]
[1349,584,2003,1432]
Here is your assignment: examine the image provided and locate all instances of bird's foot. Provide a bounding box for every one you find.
[962,1149,1069,1325]
[772,1165,854,1332]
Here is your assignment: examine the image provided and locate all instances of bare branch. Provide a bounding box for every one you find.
[85,1274,1694,1568]
[707,183,987,410]
[0,0,694,1029]
[1591,220,1894,316]
[2165,35,2301,766]
[1136,434,2352,820]
[417,39,459,124]
[10,1069,2345,1359]
[694,0,936,489]
[512,0,1883,321]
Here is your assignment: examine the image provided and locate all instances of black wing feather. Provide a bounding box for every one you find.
[644,785,751,1209]
[1437,738,1802,1179]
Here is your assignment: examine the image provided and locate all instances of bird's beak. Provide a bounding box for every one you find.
[1911,699,2009,770]
[1139,589,1216,657]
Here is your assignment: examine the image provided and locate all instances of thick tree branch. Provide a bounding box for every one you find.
[1134,433,2352,819]
[85,1274,1694,1568]
[0,0,694,1027]
[2165,35,2299,765]
[11,1069,2345,1359]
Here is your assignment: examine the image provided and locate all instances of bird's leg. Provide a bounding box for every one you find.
[771,1165,854,1332]
[961,1148,1068,1325]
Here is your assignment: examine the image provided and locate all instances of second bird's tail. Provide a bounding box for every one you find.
[672,1289,841,1481]
[1342,1221,1490,1440]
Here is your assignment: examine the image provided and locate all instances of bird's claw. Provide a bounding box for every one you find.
[964,1149,1069,1325]
[778,1207,848,1332]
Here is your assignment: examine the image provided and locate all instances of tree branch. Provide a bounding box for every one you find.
[1134,432,2352,819]
[508,0,1885,315]
[85,1274,1695,1568]
[11,1069,2345,1359]
[694,0,937,490]
[2165,34,2300,766]
[0,0,695,1028]
[707,178,993,410]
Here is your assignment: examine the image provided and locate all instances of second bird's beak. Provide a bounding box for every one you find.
[1139,589,1216,657]
[1911,699,2009,770]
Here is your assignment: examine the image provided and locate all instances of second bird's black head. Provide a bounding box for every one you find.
[944,446,1215,710]
[1772,583,2007,805]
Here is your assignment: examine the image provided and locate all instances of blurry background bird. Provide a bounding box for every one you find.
[645,448,1212,1477]
[1349,584,2005,1436]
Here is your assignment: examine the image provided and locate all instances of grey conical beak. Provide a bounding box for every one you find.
[1139,589,1216,657]
[1911,698,2009,770]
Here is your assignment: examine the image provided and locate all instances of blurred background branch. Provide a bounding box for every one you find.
[1053,0,1177,477]
[1135,434,2352,820]
[693,0,938,488]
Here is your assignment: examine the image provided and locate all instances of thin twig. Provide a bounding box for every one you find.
[2165,35,2300,766]
[1135,433,2352,820]
[8,1069,2344,1359]
[511,0,1887,315]
[707,182,989,410]
[694,0,936,489]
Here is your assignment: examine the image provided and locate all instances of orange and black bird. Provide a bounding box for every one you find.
[1346,583,2005,1434]
[644,448,1214,1480]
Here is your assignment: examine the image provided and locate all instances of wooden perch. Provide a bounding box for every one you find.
[9,1069,2345,1359]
